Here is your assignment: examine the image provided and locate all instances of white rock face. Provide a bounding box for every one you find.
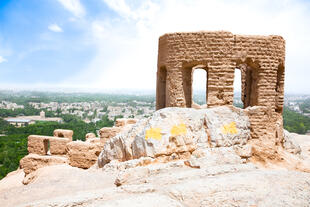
[205,106,251,147]
[131,107,207,158]
[98,106,251,167]
[283,129,301,154]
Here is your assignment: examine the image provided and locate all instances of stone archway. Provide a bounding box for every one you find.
[236,60,260,109]
[156,66,167,109]
[275,63,285,113]
[182,64,208,108]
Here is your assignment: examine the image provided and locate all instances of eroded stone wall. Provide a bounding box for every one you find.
[156,31,285,113]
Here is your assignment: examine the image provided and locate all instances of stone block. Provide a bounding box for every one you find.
[115,118,138,127]
[53,129,73,141]
[27,135,49,155]
[99,127,121,139]
[66,141,102,169]
[85,132,96,140]
[49,137,70,155]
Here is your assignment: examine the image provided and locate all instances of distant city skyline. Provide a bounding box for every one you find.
[0,0,310,93]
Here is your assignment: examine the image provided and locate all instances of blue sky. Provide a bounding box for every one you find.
[0,0,310,93]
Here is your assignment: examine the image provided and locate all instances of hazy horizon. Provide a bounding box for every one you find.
[0,0,310,93]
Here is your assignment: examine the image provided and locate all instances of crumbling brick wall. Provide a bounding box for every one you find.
[156,31,285,113]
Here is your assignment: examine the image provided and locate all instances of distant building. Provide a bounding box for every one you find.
[304,113,310,118]
[5,119,35,127]
[4,111,62,127]
[40,110,45,118]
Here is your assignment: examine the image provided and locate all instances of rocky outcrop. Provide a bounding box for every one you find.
[2,146,310,207]
[66,141,102,169]
[1,108,310,206]
[98,106,251,167]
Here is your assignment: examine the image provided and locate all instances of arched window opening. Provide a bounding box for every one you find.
[233,68,243,108]
[275,65,284,113]
[192,68,208,108]
[243,66,259,108]
[157,66,167,109]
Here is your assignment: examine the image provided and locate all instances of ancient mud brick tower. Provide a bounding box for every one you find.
[156,31,286,142]
[156,31,285,113]
[156,31,285,112]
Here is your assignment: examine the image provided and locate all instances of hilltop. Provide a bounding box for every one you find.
[0,106,310,206]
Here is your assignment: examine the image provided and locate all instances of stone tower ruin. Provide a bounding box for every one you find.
[156,31,285,113]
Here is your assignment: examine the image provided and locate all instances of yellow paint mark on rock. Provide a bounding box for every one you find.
[145,128,162,141]
[221,122,238,135]
[170,123,187,136]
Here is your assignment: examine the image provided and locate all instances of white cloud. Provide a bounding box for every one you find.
[64,0,310,93]
[48,24,63,32]
[0,56,7,63]
[57,0,85,18]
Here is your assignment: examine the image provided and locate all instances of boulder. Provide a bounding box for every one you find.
[53,129,73,141]
[98,119,149,167]
[66,141,102,169]
[98,107,251,167]
[233,144,252,158]
[131,107,207,158]
[205,106,251,147]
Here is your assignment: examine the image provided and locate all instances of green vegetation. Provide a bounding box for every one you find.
[0,134,27,179]
[0,90,155,105]
[299,98,310,113]
[283,107,310,134]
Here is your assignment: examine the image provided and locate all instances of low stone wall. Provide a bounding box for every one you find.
[27,135,70,156]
